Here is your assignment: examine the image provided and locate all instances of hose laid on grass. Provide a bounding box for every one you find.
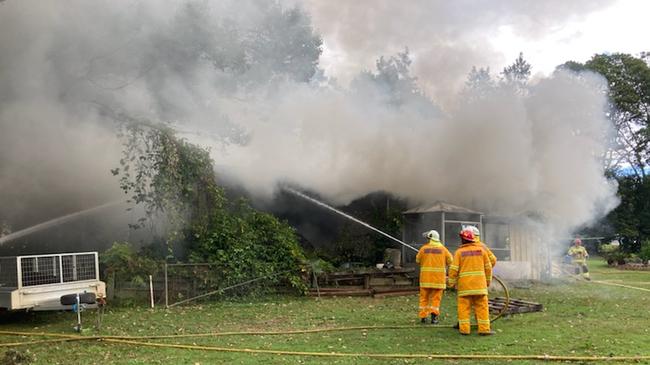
[101,338,650,362]
[591,280,650,293]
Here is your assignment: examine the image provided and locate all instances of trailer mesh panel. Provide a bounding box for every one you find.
[21,255,61,286]
[17,253,98,287]
[62,253,96,282]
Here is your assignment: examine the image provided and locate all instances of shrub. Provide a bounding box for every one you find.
[639,240,650,264]
[101,242,162,286]
[189,202,307,296]
[599,244,626,266]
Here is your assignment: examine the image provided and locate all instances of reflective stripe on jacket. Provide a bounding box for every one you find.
[448,242,492,296]
[416,241,453,289]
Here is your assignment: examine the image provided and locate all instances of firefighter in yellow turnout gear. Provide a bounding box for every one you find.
[448,229,494,335]
[568,238,590,280]
[416,230,452,324]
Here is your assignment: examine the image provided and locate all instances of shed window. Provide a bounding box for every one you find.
[484,223,511,261]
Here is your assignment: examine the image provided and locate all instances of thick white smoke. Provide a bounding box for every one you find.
[291,0,615,104]
[0,0,618,241]
[219,71,618,237]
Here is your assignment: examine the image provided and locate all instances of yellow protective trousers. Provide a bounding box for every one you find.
[419,288,443,318]
[574,262,590,279]
[457,294,490,334]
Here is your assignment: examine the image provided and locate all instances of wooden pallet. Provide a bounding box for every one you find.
[488,297,543,314]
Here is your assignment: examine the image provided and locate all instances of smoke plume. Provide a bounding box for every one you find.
[0,0,618,245]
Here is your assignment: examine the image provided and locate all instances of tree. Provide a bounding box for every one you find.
[245,4,323,83]
[501,52,531,93]
[351,48,434,111]
[463,66,496,100]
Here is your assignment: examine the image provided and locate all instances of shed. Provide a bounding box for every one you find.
[402,203,550,280]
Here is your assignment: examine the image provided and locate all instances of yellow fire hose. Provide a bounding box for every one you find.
[590,280,650,292]
[100,338,650,362]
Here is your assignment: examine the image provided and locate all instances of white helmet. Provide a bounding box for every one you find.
[423,230,440,242]
[466,226,480,238]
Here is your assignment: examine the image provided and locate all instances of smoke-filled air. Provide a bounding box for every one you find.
[0,0,618,242]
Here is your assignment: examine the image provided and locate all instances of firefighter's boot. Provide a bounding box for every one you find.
[430,314,439,324]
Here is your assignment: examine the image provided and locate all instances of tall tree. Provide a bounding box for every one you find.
[501,52,532,93]
[463,66,496,100]
[351,49,436,114]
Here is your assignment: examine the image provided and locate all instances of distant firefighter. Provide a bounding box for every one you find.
[448,229,494,335]
[568,238,590,280]
[416,230,452,324]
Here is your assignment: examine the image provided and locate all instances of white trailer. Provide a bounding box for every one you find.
[0,252,106,311]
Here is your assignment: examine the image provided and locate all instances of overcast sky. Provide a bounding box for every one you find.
[491,0,649,75]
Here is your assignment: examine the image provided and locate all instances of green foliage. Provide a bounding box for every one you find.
[598,243,625,265]
[189,201,307,294]
[101,242,162,286]
[640,240,650,263]
[307,258,336,275]
[113,121,222,236]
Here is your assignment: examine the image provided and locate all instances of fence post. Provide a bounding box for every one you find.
[164,263,168,308]
[149,274,154,309]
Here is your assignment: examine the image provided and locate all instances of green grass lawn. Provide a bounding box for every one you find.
[1,258,649,364]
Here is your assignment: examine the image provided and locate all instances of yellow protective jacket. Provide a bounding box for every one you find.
[478,240,497,267]
[416,241,453,289]
[568,245,588,264]
[448,242,493,296]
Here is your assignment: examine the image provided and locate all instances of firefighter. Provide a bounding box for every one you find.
[466,226,497,268]
[448,229,494,335]
[568,238,590,280]
[416,230,453,324]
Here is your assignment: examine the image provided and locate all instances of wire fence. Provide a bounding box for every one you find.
[108,263,294,307]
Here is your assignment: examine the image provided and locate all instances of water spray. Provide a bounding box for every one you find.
[0,201,124,245]
[284,187,418,252]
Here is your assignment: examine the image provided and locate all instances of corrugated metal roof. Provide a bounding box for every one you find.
[403,201,483,215]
